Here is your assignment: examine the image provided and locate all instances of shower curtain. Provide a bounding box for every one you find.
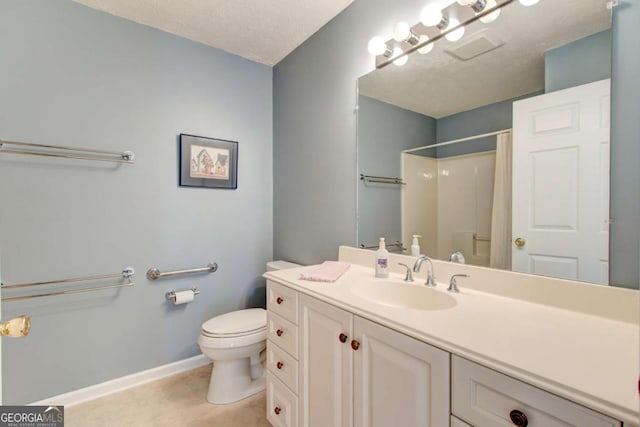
[490,131,512,270]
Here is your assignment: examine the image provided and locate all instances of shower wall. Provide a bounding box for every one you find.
[403,151,496,266]
[0,1,273,403]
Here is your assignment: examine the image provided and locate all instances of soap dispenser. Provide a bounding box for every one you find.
[375,237,389,278]
[410,235,422,256]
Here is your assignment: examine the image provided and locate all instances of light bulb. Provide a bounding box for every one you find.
[417,35,434,54]
[480,0,500,23]
[445,18,465,42]
[518,0,539,6]
[393,21,411,42]
[392,47,408,66]
[367,36,388,56]
[457,0,475,5]
[421,3,444,27]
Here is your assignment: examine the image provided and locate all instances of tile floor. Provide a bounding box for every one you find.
[65,364,270,427]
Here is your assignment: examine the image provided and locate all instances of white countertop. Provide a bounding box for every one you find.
[264,263,640,426]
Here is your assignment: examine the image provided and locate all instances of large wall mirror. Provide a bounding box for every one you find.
[357,0,637,288]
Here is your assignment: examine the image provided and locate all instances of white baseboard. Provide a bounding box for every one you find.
[30,354,210,407]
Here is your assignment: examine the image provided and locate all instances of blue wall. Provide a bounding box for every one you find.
[610,1,640,289]
[357,95,436,246]
[0,1,273,403]
[545,30,612,93]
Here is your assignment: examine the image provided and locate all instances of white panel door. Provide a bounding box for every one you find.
[512,79,610,284]
[353,316,450,427]
[298,294,353,427]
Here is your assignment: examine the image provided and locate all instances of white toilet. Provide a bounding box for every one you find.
[198,260,300,404]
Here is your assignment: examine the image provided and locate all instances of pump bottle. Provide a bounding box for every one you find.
[375,237,389,278]
[410,235,422,256]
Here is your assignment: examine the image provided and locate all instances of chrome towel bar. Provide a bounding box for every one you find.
[0,139,134,164]
[147,262,218,280]
[2,268,135,302]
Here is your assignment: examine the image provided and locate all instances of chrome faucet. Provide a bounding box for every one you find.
[447,274,469,293]
[397,263,414,282]
[412,255,436,287]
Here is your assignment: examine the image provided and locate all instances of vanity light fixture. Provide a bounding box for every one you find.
[367,36,393,57]
[367,0,519,69]
[393,21,421,45]
[445,17,465,41]
[392,47,409,66]
[421,3,450,29]
[479,0,501,23]
[417,35,434,54]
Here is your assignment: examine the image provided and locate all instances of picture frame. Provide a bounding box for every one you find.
[179,134,238,189]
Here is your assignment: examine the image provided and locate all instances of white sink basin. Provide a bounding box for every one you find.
[351,280,457,311]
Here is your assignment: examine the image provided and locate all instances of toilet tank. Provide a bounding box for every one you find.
[266,260,302,271]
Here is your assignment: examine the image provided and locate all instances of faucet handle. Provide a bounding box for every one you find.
[398,263,414,282]
[447,274,469,293]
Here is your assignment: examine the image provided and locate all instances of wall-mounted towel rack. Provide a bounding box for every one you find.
[0,139,135,164]
[360,174,406,185]
[1,268,135,302]
[360,241,405,253]
[146,262,218,280]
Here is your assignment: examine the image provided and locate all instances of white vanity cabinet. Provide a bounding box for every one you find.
[266,279,626,427]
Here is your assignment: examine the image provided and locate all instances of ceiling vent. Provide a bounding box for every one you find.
[445,28,505,61]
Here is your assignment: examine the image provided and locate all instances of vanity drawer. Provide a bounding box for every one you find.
[267,311,298,358]
[267,340,299,394]
[267,371,298,427]
[267,280,298,324]
[452,356,621,427]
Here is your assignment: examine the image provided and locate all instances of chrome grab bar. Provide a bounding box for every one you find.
[360,174,406,185]
[0,139,134,164]
[146,262,218,280]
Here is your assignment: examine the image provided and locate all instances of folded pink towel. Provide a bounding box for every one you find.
[299,261,351,283]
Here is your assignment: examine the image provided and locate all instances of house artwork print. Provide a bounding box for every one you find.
[190,145,230,180]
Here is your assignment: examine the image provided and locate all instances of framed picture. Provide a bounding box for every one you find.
[179,134,238,189]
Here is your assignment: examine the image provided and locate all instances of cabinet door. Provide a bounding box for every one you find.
[353,316,450,427]
[299,294,353,427]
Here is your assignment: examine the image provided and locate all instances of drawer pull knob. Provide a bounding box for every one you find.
[276,329,283,337]
[276,361,284,370]
[274,406,281,415]
[339,333,348,343]
[276,297,284,304]
[351,339,360,351]
[509,409,528,426]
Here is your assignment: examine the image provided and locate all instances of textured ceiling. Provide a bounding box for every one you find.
[72,0,353,66]
[358,0,611,118]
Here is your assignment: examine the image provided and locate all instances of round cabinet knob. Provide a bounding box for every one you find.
[509,409,528,426]
[276,329,283,337]
[351,339,360,351]
[274,407,281,415]
[276,361,284,370]
[514,237,526,248]
[276,297,283,304]
[339,333,348,343]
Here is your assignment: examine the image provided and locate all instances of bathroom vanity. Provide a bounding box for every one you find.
[263,247,639,427]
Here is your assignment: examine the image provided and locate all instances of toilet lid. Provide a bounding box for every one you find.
[201,308,266,336]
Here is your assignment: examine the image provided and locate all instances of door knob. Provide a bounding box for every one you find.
[339,333,348,343]
[514,237,526,247]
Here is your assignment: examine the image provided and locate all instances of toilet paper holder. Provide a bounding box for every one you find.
[165,287,200,302]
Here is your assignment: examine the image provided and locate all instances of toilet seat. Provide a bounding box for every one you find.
[200,308,266,336]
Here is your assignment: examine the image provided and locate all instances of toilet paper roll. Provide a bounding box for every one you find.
[173,290,195,305]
